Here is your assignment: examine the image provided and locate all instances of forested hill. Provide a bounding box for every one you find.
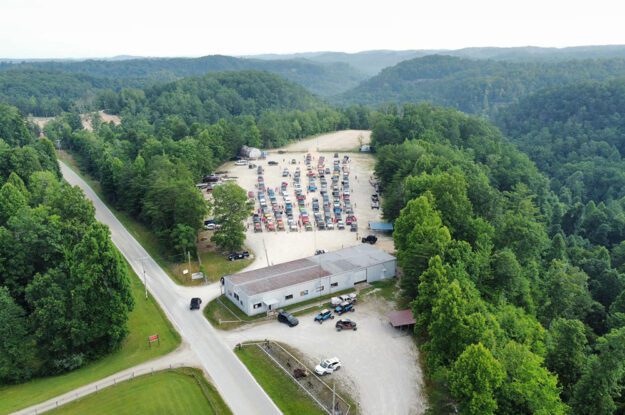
[99,70,323,124]
[0,69,120,116]
[337,55,625,114]
[373,103,625,414]
[497,79,625,205]
[1,54,367,97]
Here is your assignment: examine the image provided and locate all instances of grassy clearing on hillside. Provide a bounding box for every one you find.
[0,264,180,415]
[58,150,250,285]
[235,346,323,415]
[48,368,231,415]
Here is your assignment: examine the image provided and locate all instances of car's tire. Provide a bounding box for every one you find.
[351,308,355,312]
[354,327,357,331]
[331,315,335,319]
[337,327,342,331]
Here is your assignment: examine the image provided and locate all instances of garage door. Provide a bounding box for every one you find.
[353,269,367,284]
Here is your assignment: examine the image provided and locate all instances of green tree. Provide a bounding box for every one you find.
[0,286,34,383]
[571,327,625,415]
[540,261,594,324]
[450,343,504,415]
[394,195,451,299]
[0,181,27,224]
[496,341,567,415]
[210,182,250,252]
[545,318,588,401]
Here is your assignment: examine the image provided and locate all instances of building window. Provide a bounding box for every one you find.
[234,293,239,300]
[253,303,262,309]
[316,286,325,292]
[331,282,338,287]
[300,290,308,296]
[285,294,293,300]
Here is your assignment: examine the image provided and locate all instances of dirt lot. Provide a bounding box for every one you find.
[281,130,371,152]
[220,296,426,415]
[214,131,391,270]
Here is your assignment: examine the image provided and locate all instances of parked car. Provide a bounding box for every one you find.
[335,301,355,315]
[362,235,378,244]
[228,251,250,261]
[314,357,342,375]
[190,297,202,310]
[350,222,358,232]
[277,309,299,327]
[335,319,357,331]
[314,309,334,323]
[339,293,357,304]
[268,160,279,166]
[235,160,248,166]
[315,249,327,255]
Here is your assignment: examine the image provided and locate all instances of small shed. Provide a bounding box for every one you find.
[368,221,394,232]
[388,309,416,330]
[240,145,262,159]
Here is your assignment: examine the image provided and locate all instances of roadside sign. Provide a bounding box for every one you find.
[192,272,205,280]
[148,334,160,347]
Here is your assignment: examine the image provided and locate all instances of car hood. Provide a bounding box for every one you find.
[314,364,325,373]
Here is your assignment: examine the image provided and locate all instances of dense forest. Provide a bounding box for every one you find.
[1,54,367,99]
[48,71,372,257]
[373,104,625,414]
[498,79,625,204]
[338,55,625,115]
[0,104,133,383]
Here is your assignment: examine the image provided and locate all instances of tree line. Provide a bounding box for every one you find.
[0,104,133,383]
[374,103,625,414]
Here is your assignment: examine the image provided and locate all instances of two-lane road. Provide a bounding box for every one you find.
[60,162,281,415]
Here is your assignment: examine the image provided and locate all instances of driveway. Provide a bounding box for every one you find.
[219,296,427,415]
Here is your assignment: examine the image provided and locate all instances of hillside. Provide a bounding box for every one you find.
[337,55,625,114]
[497,79,625,204]
[0,69,120,116]
[1,55,367,97]
[250,45,625,76]
[101,70,323,125]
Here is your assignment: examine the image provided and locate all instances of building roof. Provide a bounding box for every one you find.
[225,244,395,296]
[388,310,416,327]
[368,221,394,231]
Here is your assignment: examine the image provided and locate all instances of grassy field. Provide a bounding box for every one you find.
[235,346,323,415]
[0,264,181,415]
[48,368,231,415]
[57,150,250,285]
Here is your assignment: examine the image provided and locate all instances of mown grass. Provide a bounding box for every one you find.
[235,346,323,415]
[0,264,181,415]
[48,368,231,415]
[58,150,250,286]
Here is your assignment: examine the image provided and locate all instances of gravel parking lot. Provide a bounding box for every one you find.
[221,130,393,270]
[220,296,426,415]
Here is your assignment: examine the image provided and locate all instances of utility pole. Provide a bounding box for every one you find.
[332,382,336,415]
[138,257,149,299]
[263,238,270,267]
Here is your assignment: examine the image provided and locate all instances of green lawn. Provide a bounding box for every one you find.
[0,264,181,415]
[58,150,251,286]
[235,346,323,415]
[48,368,231,415]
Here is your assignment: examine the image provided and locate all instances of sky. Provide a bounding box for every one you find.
[0,0,624,58]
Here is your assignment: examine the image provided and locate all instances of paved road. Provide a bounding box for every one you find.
[60,162,281,415]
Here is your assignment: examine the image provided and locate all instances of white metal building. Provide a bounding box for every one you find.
[240,145,262,159]
[222,244,396,316]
